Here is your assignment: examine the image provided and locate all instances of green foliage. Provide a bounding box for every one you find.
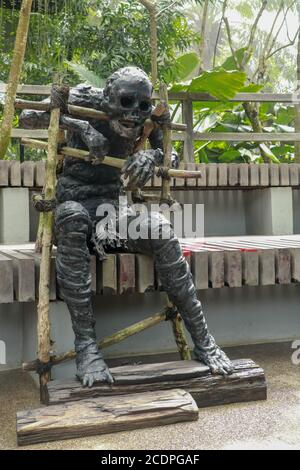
[170,69,247,100]
[192,99,296,164]
[0,1,196,86]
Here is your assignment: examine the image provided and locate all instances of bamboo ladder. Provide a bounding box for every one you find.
[29,81,191,403]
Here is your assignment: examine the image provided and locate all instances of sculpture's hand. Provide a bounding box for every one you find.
[151,106,171,127]
[194,343,234,376]
[121,149,163,189]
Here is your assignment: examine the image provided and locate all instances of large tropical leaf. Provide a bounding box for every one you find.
[221,48,247,71]
[66,62,106,88]
[170,69,247,101]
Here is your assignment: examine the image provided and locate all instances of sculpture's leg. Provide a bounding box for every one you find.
[55,201,113,387]
[127,212,233,376]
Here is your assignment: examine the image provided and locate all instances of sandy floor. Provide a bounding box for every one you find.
[1,342,300,450]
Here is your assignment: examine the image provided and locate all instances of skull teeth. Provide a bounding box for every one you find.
[119,120,137,129]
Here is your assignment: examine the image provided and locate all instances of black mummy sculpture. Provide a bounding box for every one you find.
[21,67,233,387]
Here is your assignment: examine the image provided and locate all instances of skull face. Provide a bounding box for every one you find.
[103,67,153,139]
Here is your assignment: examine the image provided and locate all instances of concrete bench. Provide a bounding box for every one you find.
[1,235,300,304]
[1,161,300,189]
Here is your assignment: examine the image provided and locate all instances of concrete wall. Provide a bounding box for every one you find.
[28,188,299,239]
[18,284,300,379]
[0,303,24,371]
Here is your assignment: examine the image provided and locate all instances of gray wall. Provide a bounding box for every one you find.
[18,284,300,379]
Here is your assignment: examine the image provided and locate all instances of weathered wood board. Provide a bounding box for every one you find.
[17,389,198,446]
[45,359,267,408]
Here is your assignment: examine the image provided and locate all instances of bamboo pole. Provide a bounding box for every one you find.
[23,311,166,372]
[0,0,33,158]
[37,88,61,404]
[15,99,187,132]
[159,83,191,361]
[21,138,202,179]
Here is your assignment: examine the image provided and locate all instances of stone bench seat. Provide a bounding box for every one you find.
[1,235,300,304]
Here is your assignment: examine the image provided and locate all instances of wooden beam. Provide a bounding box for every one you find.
[17,389,198,446]
[0,84,51,95]
[0,83,298,102]
[154,91,300,103]
[193,132,300,142]
[11,129,48,139]
[44,359,267,408]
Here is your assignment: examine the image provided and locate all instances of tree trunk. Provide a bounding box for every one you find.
[139,0,158,86]
[0,0,33,159]
[295,29,300,163]
[198,0,209,72]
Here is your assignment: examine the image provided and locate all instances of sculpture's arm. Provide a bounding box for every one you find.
[60,116,109,160]
[19,100,50,129]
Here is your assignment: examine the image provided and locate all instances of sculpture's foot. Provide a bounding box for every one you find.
[76,340,114,387]
[194,343,234,376]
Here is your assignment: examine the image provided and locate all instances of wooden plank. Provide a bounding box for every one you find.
[0,254,14,303]
[218,163,228,186]
[228,164,239,187]
[0,250,35,302]
[207,163,217,187]
[208,251,224,288]
[2,86,293,101]
[269,164,280,186]
[224,250,242,288]
[21,161,35,187]
[191,250,209,290]
[136,254,155,293]
[11,129,49,139]
[0,83,51,95]
[98,254,117,295]
[45,359,267,410]
[242,250,259,286]
[197,163,207,187]
[238,164,249,187]
[259,249,276,286]
[18,250,56,301]
[9,161,21,187]
[0,161,9,186]
[17,389,198,446]
[118,254,135,294]
[249,164,259,187]
[260,164,269,186]
[193,132,300,142]
[289,248,300,282]
[35,161,46,187]
[154,91,300,103]
[279,163,290,186]
[289,164,300,186]
[275,248,291,284]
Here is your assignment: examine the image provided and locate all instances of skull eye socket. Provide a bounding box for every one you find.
[120,96,135,108]
[140,101,151,112]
